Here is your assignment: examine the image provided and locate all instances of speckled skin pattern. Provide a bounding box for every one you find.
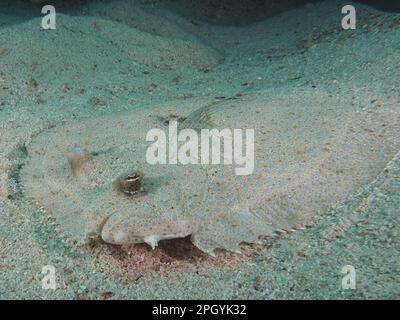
[21,88,399,255]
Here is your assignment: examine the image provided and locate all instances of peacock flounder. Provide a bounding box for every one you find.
[21,88,400,255]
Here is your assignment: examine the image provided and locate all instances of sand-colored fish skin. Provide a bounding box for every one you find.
[66,146,97,179]
[20,89,400,255]
[101,216,198,249]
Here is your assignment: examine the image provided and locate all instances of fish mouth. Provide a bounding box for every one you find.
[100,217,197,250]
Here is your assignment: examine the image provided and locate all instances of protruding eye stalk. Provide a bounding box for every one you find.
[117,172,145,197]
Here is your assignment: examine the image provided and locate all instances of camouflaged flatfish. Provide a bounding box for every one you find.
[21,89,400,255]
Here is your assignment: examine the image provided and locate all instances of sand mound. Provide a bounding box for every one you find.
[0,13,222,86]
[72,0,202,41]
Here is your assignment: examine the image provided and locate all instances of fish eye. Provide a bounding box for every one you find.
[117,172,145,196]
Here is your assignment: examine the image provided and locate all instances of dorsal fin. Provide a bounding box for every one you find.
[180,96,241,131]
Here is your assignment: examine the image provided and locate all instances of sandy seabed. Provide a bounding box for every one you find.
[0,0,399,299]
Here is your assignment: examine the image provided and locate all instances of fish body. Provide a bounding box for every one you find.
[21,89,400,254]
